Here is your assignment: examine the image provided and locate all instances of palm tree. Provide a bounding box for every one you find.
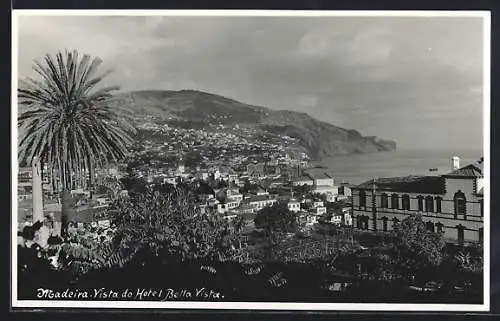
[18,50,136,237]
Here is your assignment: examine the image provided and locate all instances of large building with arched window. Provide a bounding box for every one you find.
[351,161,484,244]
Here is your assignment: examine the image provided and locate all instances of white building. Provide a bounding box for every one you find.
[246,195,278,211]
[288,199,301,213]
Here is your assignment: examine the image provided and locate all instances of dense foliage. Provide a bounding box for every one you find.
[393,214,446,269]
[17,188,482,304]
[109,189,240,262]
[254,201,297,234]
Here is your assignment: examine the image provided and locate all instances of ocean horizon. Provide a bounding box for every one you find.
[315,147,483,186]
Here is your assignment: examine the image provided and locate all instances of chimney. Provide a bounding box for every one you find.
[451,156,460,171]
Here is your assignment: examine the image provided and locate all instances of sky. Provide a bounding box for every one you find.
[16,14,485,150]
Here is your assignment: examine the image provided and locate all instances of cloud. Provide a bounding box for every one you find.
[15,15,484,149]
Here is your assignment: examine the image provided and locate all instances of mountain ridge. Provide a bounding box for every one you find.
[111,89,397,160]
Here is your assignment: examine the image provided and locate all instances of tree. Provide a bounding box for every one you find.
[109,189,240,263]
[18,50,136,236]
[292,184,313,197]
[254,201,297,234]
[392,214,445,280]
[254,201,297,260]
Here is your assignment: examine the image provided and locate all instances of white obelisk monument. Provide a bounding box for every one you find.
[32,156,44,223]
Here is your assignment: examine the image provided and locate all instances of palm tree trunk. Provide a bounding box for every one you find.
[59,162,71,238]
[88,159,93,199]
[60,189,71,238]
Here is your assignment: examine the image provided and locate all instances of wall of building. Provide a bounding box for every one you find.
[315,178,334,186]
[351,186,483,243]
[443,178,482,220]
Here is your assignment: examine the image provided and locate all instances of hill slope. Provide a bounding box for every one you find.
[112,90,396,159]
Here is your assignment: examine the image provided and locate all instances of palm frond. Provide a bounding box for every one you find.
[17,50,136,191]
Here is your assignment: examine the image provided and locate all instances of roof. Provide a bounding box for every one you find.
[443,163,483,178]
[303,169,333,180]
[246,195,277,203]
[355,175,446,194]
[293,175,314,182]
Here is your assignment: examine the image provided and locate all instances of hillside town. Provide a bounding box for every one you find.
[17,117,484,247]
[17,116,354,243]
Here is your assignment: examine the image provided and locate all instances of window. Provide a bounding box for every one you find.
[435,197,442,213]
[417,196,424,211]
[454,191,467,218]
[381,193,389,209]
[392,218,400,229]
[382,217,388,232]
[436,222,444,234]
[402,194,410,210]
[356,216,369,230]
[425,196,434,213]
[391,194,399,209]
[479,228,483,242]
[457,225,465,243]
[480,199,484,217]
[359,190,366,208]
[425,221,434,232]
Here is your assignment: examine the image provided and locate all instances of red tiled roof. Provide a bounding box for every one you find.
[293,176,313,182]
[246,195,277,203]
[443,163,483,178]
[355,176,446,194]
[304,169,333,180]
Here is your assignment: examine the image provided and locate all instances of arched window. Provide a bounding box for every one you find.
[457,224,465,243]
[363,216,369,230]
[402,194,410,210]
[425,221,435,232]
[359,190,366,208]
[417,195,424,211]
[381,193,389,209]
[391,193,399,209]
[454,191,467,218]
[435,197,442,213]
[357,215,369,230]
[425,196,434,212]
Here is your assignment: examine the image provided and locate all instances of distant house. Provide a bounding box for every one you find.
[247,163,265,178]
[287,199,301,213]
[336,184,353,201]
[254,187,269,196]
[163,177,178,186]
[298,212,319,228]
[311,206,327,216]
[313,200,324,208]
[292,176,314,187]
[246,195,278,211]
[217,200,240,214]
[226,189,244,204]
[329,211,353,226]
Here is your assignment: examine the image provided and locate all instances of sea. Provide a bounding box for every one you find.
[314,148,483,186]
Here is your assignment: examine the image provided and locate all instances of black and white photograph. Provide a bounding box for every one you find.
[11,10,490,311]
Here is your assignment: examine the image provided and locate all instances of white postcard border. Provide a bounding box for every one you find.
[11,9,491,312]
